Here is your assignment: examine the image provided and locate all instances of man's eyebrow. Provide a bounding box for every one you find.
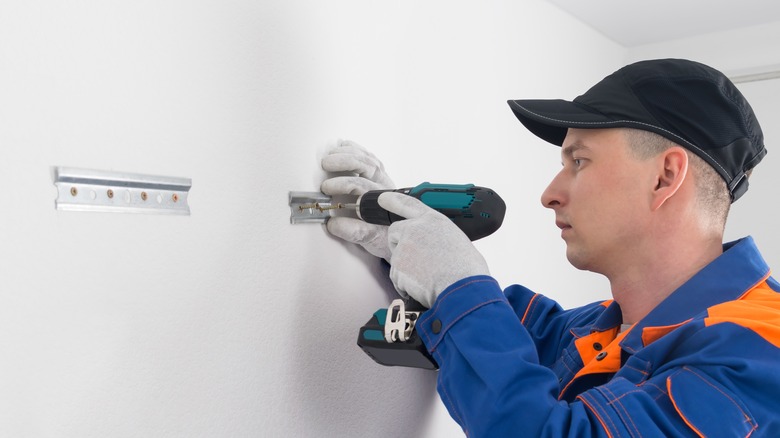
[561,142,590,157]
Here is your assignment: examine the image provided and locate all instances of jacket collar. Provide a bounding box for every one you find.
[579,237,770,352]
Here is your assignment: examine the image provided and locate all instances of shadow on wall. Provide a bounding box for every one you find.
[289,234,440,437]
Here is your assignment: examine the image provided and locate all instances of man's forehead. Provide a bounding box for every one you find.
[561,128,628,157]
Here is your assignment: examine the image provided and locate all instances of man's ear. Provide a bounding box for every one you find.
[651,146,688,211]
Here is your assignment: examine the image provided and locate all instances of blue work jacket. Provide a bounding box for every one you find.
[417,237,780,437]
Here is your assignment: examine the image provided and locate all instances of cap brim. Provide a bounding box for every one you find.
[508,99,617,146]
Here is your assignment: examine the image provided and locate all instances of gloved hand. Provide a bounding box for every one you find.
[320,140,394,260]
[379,192,490,308]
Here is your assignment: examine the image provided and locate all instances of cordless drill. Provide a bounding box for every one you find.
[354,183,506,369]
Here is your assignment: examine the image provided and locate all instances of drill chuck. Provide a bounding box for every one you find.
[354,190,404,224]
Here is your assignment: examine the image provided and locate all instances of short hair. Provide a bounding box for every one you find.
[623,128,731,233]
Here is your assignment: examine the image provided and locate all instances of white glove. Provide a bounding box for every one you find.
[320,140,394,260]
[379,192,490,308]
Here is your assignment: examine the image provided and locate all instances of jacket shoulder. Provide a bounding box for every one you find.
[705,282,780,348]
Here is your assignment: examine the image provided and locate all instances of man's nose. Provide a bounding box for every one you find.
[541,171,566,209]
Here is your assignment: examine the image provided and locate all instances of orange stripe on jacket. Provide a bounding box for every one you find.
[641,320,691,347]
[705,281,780,348]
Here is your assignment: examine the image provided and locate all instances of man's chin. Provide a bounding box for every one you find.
[565,248,591,271]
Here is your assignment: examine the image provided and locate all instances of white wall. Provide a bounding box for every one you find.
[626,23,780,271]
[723,79,780,267]
[627,20,780,77]
[0,2,625,437]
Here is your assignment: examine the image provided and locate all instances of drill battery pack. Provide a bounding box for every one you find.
[357,299,438,370]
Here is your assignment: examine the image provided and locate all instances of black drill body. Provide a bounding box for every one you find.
[355,182,505,240]
[356,182,507,369]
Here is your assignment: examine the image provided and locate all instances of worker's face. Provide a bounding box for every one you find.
[541,128,653,274]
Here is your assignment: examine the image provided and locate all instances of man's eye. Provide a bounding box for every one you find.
[573,158,582,166]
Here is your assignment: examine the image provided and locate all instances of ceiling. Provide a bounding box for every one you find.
[546,0,780,47]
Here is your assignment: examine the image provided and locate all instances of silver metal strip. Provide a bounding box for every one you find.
[289,191,333,223]
[54,167,192,215]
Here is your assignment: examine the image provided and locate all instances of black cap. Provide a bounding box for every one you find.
[508,59,766,202]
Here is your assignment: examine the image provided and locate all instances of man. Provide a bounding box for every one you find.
[321,59,780,436]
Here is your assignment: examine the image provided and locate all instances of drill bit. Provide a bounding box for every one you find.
[297,202,357,213]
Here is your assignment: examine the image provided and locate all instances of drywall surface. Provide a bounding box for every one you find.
[0,1,623,436]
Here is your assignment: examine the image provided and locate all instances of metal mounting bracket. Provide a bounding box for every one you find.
[289,191,333,224]
[54,167,192,215]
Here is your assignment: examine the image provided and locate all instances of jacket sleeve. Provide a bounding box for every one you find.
[500,282,609,368]
[417,276,611,437]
